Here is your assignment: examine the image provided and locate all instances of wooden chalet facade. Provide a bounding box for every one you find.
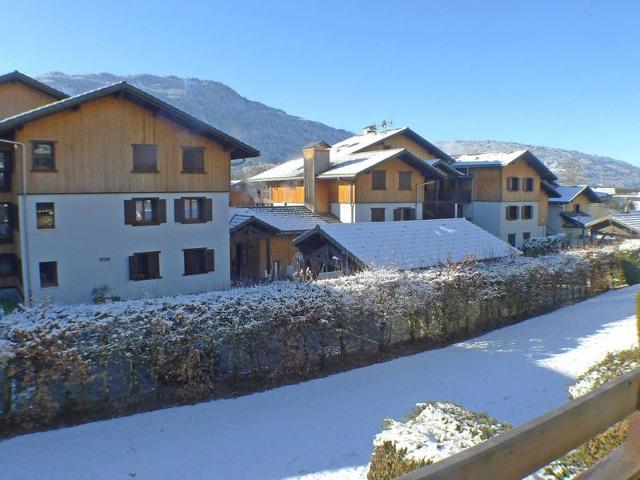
[547,185,603,244]
[0,72,259,304]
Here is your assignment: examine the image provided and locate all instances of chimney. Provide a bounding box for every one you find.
[302,141,331,213]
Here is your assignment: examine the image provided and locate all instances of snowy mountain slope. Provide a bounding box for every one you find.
[0,285,636,480]
[436,140,640,188]
[39,73,640,187]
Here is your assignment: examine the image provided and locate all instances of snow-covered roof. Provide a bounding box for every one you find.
[549,185,602,205]
[294,219,520,270]
[249,127,455,182]
[560,212,598,228]
[453,149,557,181]
[229,206,335,234]
[586,212,640,234]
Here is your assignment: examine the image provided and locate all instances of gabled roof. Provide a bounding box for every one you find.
[586,212,640,235]
[0,82,259,160]
[560,212,599,228]
[541,180,561,198]
[0,71,68,101]
[453,149,557,181]
[548,185,602,205]
[293,219,520,270]
[250,158,305,182]
[229,206,337,234]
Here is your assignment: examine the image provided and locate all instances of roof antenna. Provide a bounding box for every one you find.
[379,119,393,131]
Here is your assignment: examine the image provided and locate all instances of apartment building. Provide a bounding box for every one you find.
[453,150,560,246]
[0,73,258,304]
[248,126,471,222]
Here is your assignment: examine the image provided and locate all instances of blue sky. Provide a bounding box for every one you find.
[4,0,639,164]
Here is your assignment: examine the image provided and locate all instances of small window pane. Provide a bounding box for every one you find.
[183,148,205,172]
[184,198,201,221]
[132,145,157,172]
[372,171,386,190]
[399,171,412,190]
[371,208,385,222]
[39,261,58,288]
[32,142,55,171]
[36,203,55,229]
[135,199,155,223]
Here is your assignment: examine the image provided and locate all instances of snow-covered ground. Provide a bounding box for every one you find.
[1,285,638,480]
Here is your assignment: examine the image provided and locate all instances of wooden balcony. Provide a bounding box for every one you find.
[397,368,640,480]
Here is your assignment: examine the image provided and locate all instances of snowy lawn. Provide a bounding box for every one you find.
[1,285,638,480]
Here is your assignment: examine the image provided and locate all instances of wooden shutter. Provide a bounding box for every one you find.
[174,198,185,223]
[156,199,167,224]
[203,198,213,222]
[205,249,215,272]
[149,252,160,278]
[393,208,401,221]
[128,255,138,280]
[124,200,136,225]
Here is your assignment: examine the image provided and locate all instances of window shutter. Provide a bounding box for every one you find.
[124,200,136,225]
[156,199,167,224]
[393,208,401,221]
[408,208,416,220]
[203,198,213,221]
[10,203,18,231]
[128,255,137,280]
[174,198,185,223]
[150,252,160,278]
[205,249,215,272]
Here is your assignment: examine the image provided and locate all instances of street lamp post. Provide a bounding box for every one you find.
[0,139,30,306]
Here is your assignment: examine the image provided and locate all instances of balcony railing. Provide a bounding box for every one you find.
[397,368,640,480]
[423,190,471,203]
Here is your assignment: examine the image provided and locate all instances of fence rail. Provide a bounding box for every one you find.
[397,368,640,480]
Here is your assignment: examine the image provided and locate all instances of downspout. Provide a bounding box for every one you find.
[0,140,30,306]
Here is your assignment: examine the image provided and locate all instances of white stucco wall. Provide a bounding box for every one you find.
[24,192,230,304]
[352,203,423,223]
[467,201,545,245]
[330,203,354,223]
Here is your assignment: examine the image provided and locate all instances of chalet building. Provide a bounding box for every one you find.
[453,150,560,247]
[547,185,602,245]
[229,206,337,282]
[0,71,68,120]
[293,219,519,277]
[587,212,640,239]
[249,127,471,223]
[0,73,258,304]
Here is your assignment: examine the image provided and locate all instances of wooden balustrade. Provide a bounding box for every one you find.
[397,368,640,480]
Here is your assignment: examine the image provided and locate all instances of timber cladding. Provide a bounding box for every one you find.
[270,182,304,204]
[0,82,57,121]
[501,157,542,202]
[355,157,424,203]
[10,95,231,194]
[360,134,439,160]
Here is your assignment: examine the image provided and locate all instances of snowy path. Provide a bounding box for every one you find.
[1,286,638,480]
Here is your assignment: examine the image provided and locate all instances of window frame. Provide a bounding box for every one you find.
[183,247,214,276]
[523,232,531,241]
[39,261,58,288]
[36,202,55,229]
[524,177,535,192]
[506,177,520,192]
[371,207,386,222]
[129,251,161,281]
[398,171,412,190]
[31,141,56,172]
[371,170,386,190]
[131,144,159,173]
[507,234,516,247]
[505,205,519,221]
[521,205,533,220]
[0,151,12,192]
[181,147,206,173]
[184,197,204,223]
[135,198,157,225]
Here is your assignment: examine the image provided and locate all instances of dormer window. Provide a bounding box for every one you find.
[32,141,55,171]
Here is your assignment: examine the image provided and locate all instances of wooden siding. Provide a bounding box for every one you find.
[11,95,231,194]
[0,82,57,120]
[328,180,354,204]
[564,193,592,214]
[355,157,424,203]
[501,158,541,202]
[538,188,549,226]
[361,133,438,160]
[314,179,330,213]
[270,181,304,204]
[471,168,502,202]
[270,235,298,270]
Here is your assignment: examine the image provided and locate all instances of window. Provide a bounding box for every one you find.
[39,261,58,288]
[32,141,55,171]
[182,147,205,173]
[393,207,416,221]
[0,203,12,243]
[574,204,581,213]
[129,251,160,281]
[507,234,516,247]
[398,171,412,190]
[132,144,158,172]
[372,170,386,190]
[36,203,55,229]
[505,205,519,221]
[0,151,12,191]
[174,197,212,223]
[124,198,166,226]
[506,177,520,191]
[183,248,214,275]
[521,205,533,220]
[524,178,535,192]
[371,208,385,222]
[0,254,15,277]
[523,232,531,241]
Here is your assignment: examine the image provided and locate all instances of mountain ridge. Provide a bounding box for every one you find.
[38,72,640,188]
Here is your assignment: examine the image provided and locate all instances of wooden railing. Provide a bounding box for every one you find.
[397,368,640,480]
